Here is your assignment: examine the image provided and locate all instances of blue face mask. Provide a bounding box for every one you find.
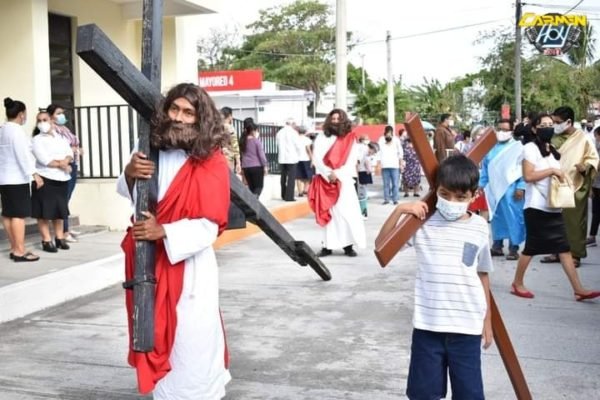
[56,113,67,126]
[436,195,469,221]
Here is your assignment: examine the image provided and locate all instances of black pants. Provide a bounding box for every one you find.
[591,187,600,237]
[243,166,265,197]
[280,163,297,201]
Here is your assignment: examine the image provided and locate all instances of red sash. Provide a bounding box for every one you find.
[121,150,230,394]
[309,132,357,226]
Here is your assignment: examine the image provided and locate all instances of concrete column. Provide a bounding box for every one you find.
[0,0,51,130]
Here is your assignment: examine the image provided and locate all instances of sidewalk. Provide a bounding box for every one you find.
[0,182,599,399]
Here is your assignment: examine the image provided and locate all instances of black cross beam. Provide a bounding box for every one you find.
[76,22,332,350]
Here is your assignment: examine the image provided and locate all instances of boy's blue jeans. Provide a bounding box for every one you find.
[407,329,484,400]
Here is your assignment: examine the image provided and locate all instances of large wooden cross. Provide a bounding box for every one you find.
[75,0,331,352]
[375,114,532,400]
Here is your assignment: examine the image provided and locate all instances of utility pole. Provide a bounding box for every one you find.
[360,53,366,93]
[335,0,347,110]
[386,30,395,127]
[515,0,522,121]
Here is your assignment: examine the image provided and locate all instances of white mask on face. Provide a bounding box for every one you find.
[255,131,260,139]
[436,195,469,221]
[37,121,51,133]
[554,120,569,134]
[496,130,513,142]
[448,119,455,127]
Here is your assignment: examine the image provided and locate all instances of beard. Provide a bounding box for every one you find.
[326,123,342,137]
[150,120,201,152]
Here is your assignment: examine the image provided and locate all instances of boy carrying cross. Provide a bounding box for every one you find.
[379,154,493,399]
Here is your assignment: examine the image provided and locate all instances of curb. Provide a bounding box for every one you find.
[0,201,313,323]
[0,254,124,324]
[214,200,312,249]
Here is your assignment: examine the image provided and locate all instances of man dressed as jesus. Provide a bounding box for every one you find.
[309,108,366,257]
[117,83,231,399]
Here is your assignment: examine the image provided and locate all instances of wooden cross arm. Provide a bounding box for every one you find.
[77,24,161,121]
[374,124,496,268]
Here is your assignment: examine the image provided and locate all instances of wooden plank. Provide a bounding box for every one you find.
[129,0,163,353]
[490,294,533,400]
[374,119,496,267]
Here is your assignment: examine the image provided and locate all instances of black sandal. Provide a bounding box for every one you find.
[13,252,40,262]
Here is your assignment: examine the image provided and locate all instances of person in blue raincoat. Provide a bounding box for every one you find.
[479,119,526,260]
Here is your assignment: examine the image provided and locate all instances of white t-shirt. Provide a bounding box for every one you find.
[378,136,403,169]
[522,142,561,213]
[409,211,493,335]
[298,135,312,162]
[276,125,302,164]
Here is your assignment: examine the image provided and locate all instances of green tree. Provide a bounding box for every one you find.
[567,25,597,68]
[223,0,347,101]
[353,80,413,124]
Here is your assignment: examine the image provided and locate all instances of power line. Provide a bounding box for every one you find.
[565,0,584,14]
[224,19,509,59]
[353,19,509,47]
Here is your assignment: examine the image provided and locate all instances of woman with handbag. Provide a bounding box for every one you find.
[511,113,600,301]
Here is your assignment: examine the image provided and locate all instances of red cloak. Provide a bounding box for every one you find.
[121,150,230,394]
[308,132,357,226]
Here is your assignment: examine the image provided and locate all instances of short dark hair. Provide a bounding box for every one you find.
[497,118,513,130]
[440,113,451,123]
[4,97,26,119]
[384,125,393,134]
[553,106,575,123]
[594,126,600,136]
[221,106,233,118]
[437,154,479,194]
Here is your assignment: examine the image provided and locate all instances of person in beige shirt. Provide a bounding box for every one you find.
[220,107,241,174]
[434,113,456,163]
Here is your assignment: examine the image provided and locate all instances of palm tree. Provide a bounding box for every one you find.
[567,25,596,68]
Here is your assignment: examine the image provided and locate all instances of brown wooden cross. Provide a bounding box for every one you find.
[375,114,532,400]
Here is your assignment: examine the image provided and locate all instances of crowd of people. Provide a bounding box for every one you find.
[0,98,81,262]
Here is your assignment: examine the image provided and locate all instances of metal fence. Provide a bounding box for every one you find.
[73,104,281,178]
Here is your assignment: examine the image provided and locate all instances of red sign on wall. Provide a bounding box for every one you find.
[198,69,263,91]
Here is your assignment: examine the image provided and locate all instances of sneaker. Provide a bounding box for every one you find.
[506,251,519,261]
[382,201,390,205]
[69,229,82,236]
[362,215,368,221]
[65,233,78,243]
[585,237,597,247]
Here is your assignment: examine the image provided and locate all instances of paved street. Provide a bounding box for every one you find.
[1,190,599,399]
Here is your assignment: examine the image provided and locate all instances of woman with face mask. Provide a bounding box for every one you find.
[539,106,600,267]
[511,113,599,301]
[30,110,74,253]
[47,104,81,243]
[0,97,40,262]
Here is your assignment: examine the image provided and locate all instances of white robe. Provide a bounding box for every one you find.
[312,133,367,250]
[117,149,231,400]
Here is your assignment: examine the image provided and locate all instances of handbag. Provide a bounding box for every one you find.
[547,175,575,209]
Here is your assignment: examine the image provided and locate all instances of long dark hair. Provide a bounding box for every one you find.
[150,83,226,160]
[240,117,257,154]
[322,108,352,137]
[531,112,560,160]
